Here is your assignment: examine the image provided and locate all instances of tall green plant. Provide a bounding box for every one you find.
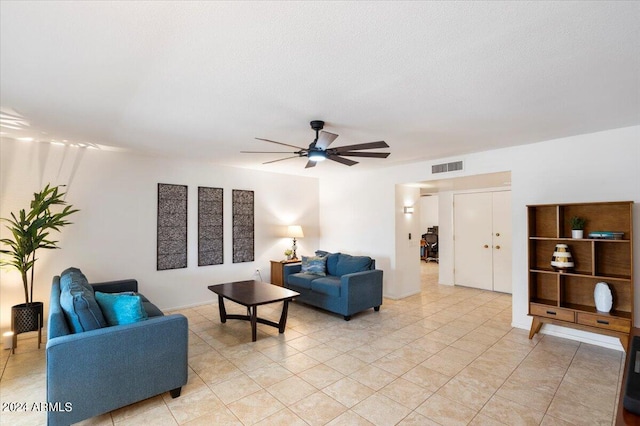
[0,184,79,304]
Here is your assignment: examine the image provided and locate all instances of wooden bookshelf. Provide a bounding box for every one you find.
[527,201,634,350]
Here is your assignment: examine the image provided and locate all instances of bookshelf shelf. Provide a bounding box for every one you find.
[527,201,634,350]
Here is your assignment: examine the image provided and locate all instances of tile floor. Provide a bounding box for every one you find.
[0,263,625,425]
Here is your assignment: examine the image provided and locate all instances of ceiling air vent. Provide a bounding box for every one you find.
[432,160,463,174]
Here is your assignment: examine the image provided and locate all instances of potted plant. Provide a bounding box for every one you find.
[284,249,293,260]
[0,184,79,346]
[570,216,586,239]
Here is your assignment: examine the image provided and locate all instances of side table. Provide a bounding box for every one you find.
[270,259,301,286]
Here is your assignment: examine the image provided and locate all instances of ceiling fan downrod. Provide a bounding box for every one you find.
[309,120,324,146]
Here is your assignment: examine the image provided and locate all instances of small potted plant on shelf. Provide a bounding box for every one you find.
[0,184,79,349]
[284,249,293,260]
[570,216,586,239]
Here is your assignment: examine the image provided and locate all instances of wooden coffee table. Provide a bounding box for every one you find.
[208,280,300,342]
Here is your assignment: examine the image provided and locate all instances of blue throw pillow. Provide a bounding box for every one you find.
[315,251,340,276]
[59,268,107,333]
[301,255,327,276]
[95,292,148,326]
[335,254,373,276]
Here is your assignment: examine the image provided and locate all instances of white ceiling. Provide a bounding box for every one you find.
[1,1,638,177]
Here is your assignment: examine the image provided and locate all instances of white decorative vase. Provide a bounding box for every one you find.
[571,230,584,239]
[594,282,613,313]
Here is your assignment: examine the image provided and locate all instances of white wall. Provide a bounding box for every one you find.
[319,125,639,349]
[419,195,439,233]
[437,191,455,286]
[394,185,421,299]
[316,171,396,290]
[4,125,638,350]
[0,138,320,330]
[509,127,640,349]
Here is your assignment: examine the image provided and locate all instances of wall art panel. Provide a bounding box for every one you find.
[232,189,254,263]
[157,183,188,270]
[198,187,223,266]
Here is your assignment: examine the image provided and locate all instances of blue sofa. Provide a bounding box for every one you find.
[283,251,383,320]
[46,269,188,426]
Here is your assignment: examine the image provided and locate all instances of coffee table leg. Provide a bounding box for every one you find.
[218,295,227,323]
[250,306,257,342]
[278,300,290,333]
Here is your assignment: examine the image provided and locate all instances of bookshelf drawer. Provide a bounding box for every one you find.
[577,313,630,333]
[530,304,575,322]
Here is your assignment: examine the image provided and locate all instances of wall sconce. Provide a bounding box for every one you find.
[403,206,414,214]
[287,225,304,259]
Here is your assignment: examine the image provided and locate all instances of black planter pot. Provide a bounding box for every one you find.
[11,302,43,353]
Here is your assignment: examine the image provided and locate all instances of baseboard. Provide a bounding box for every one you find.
[164,299,218,312]
[383,290,421,300]
[512,318,624,352]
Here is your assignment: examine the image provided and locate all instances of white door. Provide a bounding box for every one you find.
[454,191,512,293]
[454,192,493,290]
[492,191,512,293]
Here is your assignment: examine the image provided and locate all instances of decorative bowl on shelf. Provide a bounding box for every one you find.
[551,244,574,272]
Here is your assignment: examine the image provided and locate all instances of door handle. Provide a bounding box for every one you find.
[495,245,501,250]
[483,245,489,248]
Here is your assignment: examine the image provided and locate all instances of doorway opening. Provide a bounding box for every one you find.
[413,171,512,293]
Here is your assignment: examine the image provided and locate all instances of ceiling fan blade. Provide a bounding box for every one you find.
[334,141,389,152]
[328,155,359,166]
[262,155,301,165]
[337,151,390,158]
[255,138,307,150]
[241,151,296,154]
[305,160,317,168]
[315,131,338,150]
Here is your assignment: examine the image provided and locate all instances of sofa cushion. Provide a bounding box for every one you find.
[95,292,148,326]
[287,273,317,289]
[336,254,373,276]
[59,268,107,333]
[310,276,341,297]
[315,251,341,276]
[142,301,164,318]
[301,255,327,276]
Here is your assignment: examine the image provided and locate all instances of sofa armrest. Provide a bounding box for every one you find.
[46,314,188,426]
[341,269,383,315]
[283,263,302,286]
[90,279,138,293]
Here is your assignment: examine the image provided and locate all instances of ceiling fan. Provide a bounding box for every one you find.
[242,120,390,168]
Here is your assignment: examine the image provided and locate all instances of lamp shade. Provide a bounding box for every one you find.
[287,225,304,238]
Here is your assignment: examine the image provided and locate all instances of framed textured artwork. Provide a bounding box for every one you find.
[198,187,223,266]
[157,183,188,270]
[232,189,254,263]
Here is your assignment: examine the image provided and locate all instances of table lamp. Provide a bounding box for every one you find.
[287,225,304,259]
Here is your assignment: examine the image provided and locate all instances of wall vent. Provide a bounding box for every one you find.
[432,160,463,174]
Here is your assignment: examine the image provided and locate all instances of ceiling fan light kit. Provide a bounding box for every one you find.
[308,151,327,162]
[242,120,390,168]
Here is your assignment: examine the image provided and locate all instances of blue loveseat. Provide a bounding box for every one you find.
[46,268,188,426]
[283,251,383,320]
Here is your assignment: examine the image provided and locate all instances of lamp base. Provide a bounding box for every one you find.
[292,238,298,260]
